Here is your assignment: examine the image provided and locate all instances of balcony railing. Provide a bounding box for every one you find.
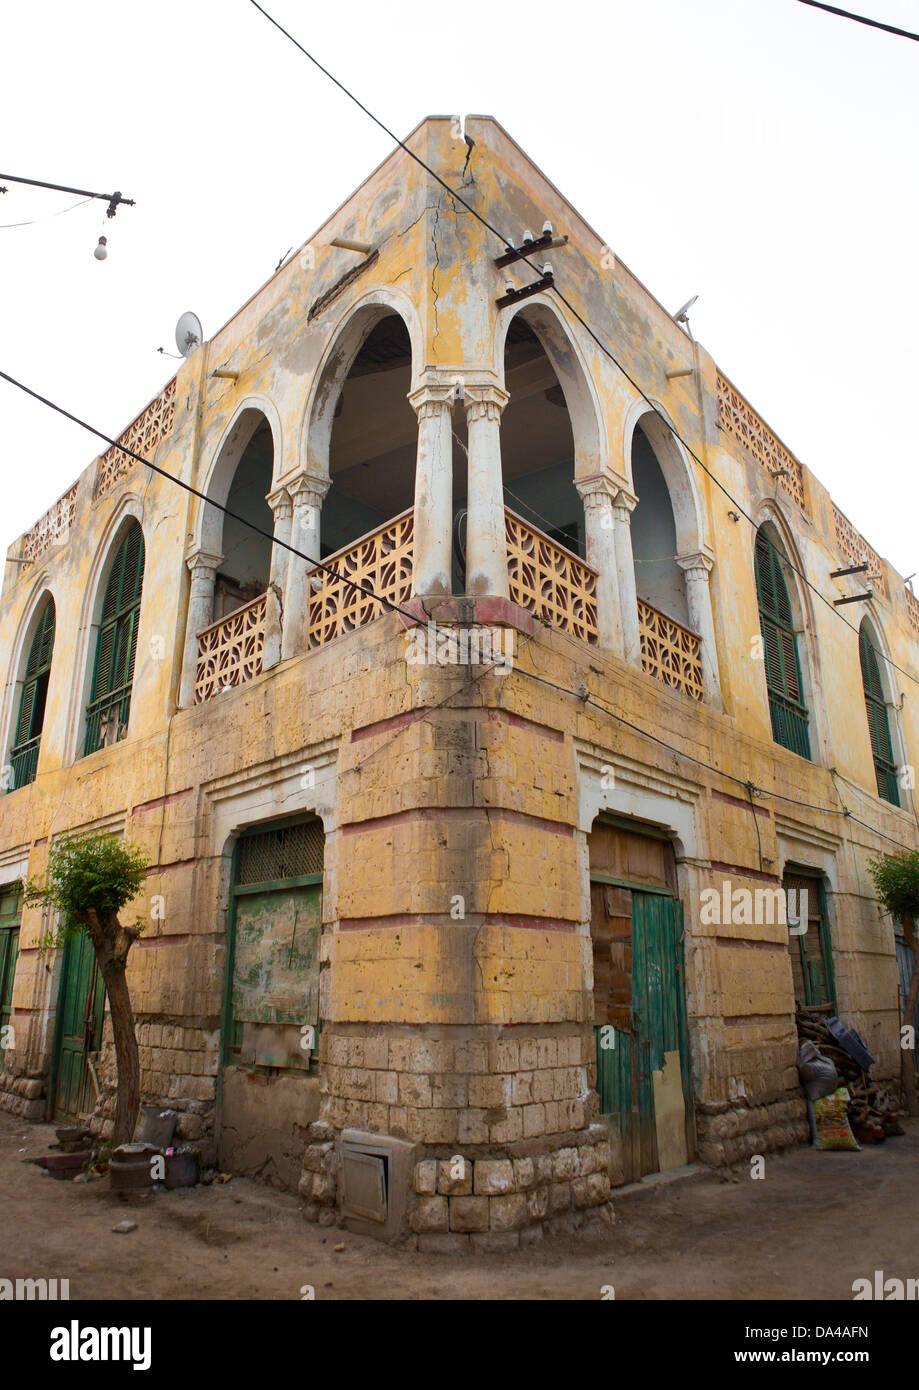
[638,598,704,702]
[8,735,40,790]
[194,593,267,704]
[308,508,414,649]
[19,484,79,569]
[83,686,133,756]
[505,507,599,644]
[94,378,177,500]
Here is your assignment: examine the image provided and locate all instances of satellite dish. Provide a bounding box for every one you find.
[175,311,203,357]
[673,295,698,324]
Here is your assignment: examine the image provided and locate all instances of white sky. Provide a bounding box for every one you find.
[2,0,917,578]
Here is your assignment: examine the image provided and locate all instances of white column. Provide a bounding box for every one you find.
[267,486,294,594]
[408,383,455,597]
[612,487,641,667]
[677,550,722,707]
[464,384,510,599]
[575,474,623,655]
[282,472,330,660]
[179,549,222,708]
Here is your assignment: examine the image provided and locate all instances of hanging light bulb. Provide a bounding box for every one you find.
[94,236,108,261]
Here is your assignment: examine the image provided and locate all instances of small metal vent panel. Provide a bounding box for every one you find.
[340,1149,387,1223]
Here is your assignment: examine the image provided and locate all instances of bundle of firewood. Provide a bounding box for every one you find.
[796,1008,905,1142]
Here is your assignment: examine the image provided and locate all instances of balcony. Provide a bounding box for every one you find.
[308,508,414,649]
[638,598,704,702]
[505,507,598,644]
[194,593,268,704]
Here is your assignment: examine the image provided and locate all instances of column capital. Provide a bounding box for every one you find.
[464,384,509,423]
[288,471,331,508]
[186,548,223,578]
[676,550,715,579]
[266,486,293,520]
[407,382,457,419]
[574,473,618,506]
[612,486,639,516]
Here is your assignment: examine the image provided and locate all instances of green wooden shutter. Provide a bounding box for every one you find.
[755,531,811,760]
[10,598,55,789]
[859,626,899,805]
[83,524,145,755]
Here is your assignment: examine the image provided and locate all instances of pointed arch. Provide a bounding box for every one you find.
[301,287,423,487]
[496,295,606,481]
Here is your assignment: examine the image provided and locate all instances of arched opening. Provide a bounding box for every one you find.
[499,317,583,558]
[8,593,55,790]
[83,519,145,755]
[859,619,900,805]
[322,315,417,557]
[754,524,812,760]
[630,422,689,627]
[213,418,274,620]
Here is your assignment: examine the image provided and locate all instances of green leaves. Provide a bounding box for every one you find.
[868,850,919,922]
[25,835,149,948]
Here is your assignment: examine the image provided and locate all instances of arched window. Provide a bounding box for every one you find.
[859,623,899,805]
[9,596,55,789]
[83,522,145,755]
[754,528,811,759]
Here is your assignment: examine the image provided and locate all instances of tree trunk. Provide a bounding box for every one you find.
[83,908,142,1147]
[97,957,141,1146]
[902,915,919,1118]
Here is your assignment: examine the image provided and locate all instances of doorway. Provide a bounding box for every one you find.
[51,927,106,1121]
[589,816,693,1183]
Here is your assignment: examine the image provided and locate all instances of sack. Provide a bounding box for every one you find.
[808,1086,860,1151]
[825,1017,874,1071]
[797,1040,839,1101]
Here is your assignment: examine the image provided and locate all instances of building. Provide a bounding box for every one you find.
[1,117,916,1248]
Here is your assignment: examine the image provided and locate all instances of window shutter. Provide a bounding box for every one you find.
[755,529,810,758]
[84,524,145,755]
[14,679,36,746]
[859,625,899,806]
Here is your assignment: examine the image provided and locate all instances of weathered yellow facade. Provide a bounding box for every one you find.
[1,117,916,1247]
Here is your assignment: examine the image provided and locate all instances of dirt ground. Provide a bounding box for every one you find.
[2,1111,917,1300]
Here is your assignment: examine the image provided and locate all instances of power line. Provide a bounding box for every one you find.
[0,196,94,230]
[796,0,919,42]
[246,0,919,694]
[0,370,422,626]
[5,364,911,853]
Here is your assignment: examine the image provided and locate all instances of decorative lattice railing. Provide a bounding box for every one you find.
[505,508,598,644]
[906,587,919,635]
[94,378,177,500]
[19,484,79,567]
[194,593,267,704]
[832,504,887,599]
[716,372,807,512]
[638,597,704,701]
[308,509,414,648]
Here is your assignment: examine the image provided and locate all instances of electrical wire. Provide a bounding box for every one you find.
[796,0,919,42]
[246,0,918,693]
[0,196,94,230]
[0,369,422,627]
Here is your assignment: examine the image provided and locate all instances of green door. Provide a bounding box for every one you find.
[594,888,693,1182]
[0,886,21,1065]
[226,883,322,1063]
[52,928,106,1121]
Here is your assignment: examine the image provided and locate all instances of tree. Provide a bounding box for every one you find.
[868,849,919,1118]
[27,835,149,1146]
